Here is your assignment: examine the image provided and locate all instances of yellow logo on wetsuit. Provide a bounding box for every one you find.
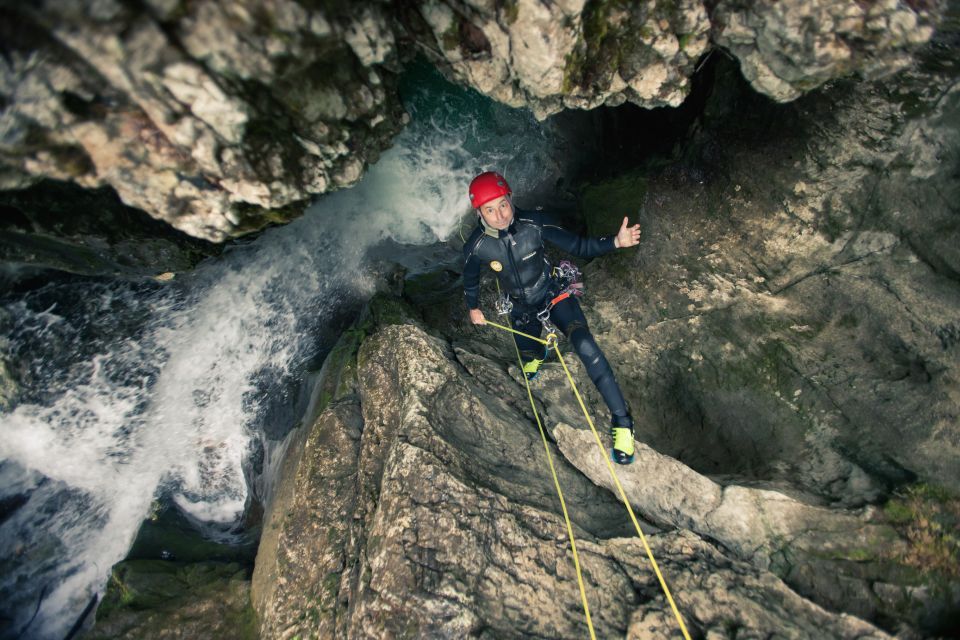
[490,260,503,272]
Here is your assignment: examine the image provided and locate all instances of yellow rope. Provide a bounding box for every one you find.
[481,319,548,345]
[551,344,692,640]
[479,308,692,640]
[493,281,595,638]
[513,327,596,639]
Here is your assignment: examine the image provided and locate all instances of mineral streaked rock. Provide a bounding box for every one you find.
[414,0,937,120]
[713,0,939,102]
[414,0,712,119]
[0,0,940,243]
[87,560,256,640]
[253,322,894,638]
[0,1,406,242]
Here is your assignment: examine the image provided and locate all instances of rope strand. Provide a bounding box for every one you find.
[493,280,596,638]
[480,312,691,640]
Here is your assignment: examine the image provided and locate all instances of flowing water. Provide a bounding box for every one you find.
[0,62,593,639]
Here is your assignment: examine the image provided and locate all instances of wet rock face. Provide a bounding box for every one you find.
[573,45,960,510]
[412,0,939,119]
[87,560,256,640]
[0,0,941,248]
[712,0,939,101]
[0,0,406,242]
[0,179,219,279]
[250,38,960,628]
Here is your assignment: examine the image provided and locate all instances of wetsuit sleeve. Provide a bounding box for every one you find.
[462,243,482,310]
[540,212,616,257]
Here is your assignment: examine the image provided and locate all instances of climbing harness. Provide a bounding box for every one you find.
[495,260,586,334]
[552,259,585,295]
[536,260,585,326]
[481,276,692,640]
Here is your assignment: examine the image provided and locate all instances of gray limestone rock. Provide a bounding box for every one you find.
[0,0,942,249]
[253,321,906,638]
[410,0,939,120]
[0,1,406,242]
[411,0,711,120]
[713,0,940,102]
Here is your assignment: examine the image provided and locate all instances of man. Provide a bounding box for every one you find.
[462,171,642,464]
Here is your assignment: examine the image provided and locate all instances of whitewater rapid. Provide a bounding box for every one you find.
[0,65,579,639]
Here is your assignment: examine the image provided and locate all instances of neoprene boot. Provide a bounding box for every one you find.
[521,345,551,381]
[611,413,635,465]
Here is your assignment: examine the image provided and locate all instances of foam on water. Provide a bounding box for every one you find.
[0,64,573,638]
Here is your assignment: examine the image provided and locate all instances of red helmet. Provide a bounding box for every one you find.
[468,172,511,210]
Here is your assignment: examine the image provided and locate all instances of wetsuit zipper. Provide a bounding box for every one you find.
[504,232,524,303]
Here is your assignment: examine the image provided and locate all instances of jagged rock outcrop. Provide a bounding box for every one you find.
[86,560,256,640]
[252,320,903,638]
[0,0,942,246]
[554,423,953,629]
[712,0,939,102]
[409,0,710,119]
[0,178,219,279]
[411,0,940,119]
[0,0,406,242]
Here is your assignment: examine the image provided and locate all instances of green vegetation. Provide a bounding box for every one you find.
[313,288,422,394]
[95,559,257,640]
[837,312,859,329]
[579,169,649,278]
[441,20,459,52]
[562,0,636,93]
[312,326,367,416]
[321,571,341,600]
[579,170,648,236]
[882,483,960,581]
[368,291,420,327]
[404,269,459,303]
[230,602,260,640]
[229,199,308,236]
[503,0,519,25]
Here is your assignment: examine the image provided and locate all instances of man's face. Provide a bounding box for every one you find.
[478,196,513,230]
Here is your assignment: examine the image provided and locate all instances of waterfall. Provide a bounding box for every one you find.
[0,62,581,639]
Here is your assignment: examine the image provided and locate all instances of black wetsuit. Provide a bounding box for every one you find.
[462,208,632,426]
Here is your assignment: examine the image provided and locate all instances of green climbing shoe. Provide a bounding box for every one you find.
[522,357,545,381]
[521,345,551,381]
[610,415,635,465]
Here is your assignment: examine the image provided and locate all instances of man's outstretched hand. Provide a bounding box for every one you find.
[469,308,486,325]
[614,216,641,248]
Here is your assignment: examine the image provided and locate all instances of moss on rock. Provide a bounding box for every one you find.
[579,170,648,236]
[90,560,257,640]
[882,483,960,583]
[367,290,421,328]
